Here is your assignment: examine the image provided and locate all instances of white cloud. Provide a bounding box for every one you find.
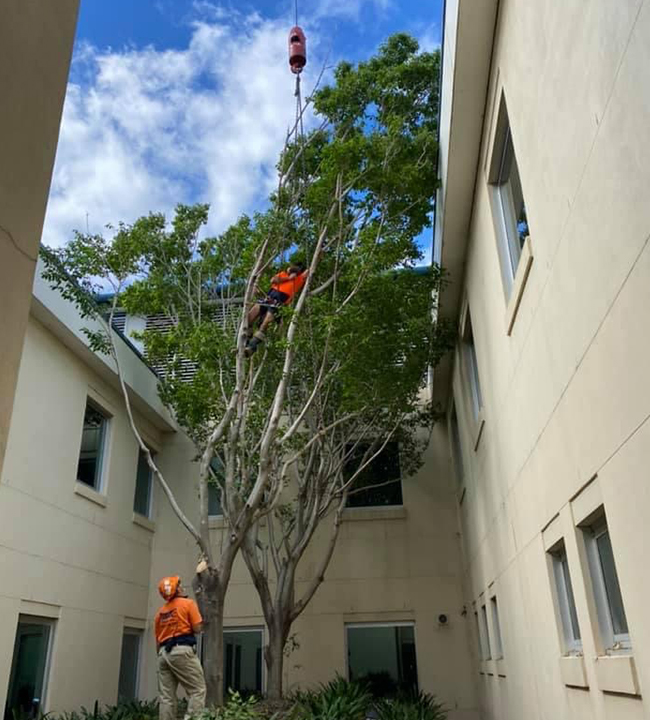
[43,10,326,247]
[418,22,440,53]
[313,0,393,22]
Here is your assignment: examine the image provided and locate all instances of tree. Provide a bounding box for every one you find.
[233,33,448,699]
[40,33,452,705]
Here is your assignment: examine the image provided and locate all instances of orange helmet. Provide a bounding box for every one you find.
[158,576,181,601]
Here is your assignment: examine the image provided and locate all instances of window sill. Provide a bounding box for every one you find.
[74,482,107,507]
[505,235,533,336]
[594,654,639,696]
[132,512,156,533]
[343,506,406,522]
[208,516,226,530]
[559,655,589,689]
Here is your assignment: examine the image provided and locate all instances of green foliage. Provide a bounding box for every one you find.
[291,676,371,720]
[47,700,159,720]
[39,32,453,531]
[193,692,266,720]
[374,692,447,720]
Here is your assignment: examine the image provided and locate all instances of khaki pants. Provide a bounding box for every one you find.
[158,645,206,720]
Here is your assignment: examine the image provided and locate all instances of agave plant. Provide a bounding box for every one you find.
[373,691,447,720]
[291,676,371,720]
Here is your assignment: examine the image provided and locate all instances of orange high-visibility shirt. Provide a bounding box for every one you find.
[271,271,307,302]
[154,597,202,645]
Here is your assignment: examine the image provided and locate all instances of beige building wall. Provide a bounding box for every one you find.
[438,1,650,719]
[0,0,79,476]
[143,400,480,719]
[1,272,479,719]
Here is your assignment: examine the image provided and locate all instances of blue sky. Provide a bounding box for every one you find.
[43,0,443,262]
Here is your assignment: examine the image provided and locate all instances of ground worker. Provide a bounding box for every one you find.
[245,262,308,356]
[155,576,206,720]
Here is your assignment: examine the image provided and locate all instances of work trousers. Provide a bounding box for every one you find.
[158,645,206,720]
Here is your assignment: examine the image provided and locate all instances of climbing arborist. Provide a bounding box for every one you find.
[245,262,308,356]
[155,576,206,720]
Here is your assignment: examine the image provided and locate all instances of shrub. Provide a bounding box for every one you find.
[48,700,159,720]
[291,676,371,720]
[374,691,447,720]
[192,692,261,720]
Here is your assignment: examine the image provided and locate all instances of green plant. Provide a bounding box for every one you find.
[192,691,261,720]
[48,700,159,720]
[374,691,447,720]
[291,676,371,720]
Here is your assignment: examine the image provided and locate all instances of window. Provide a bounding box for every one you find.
[474,612,484,661]
[461,311,483,422]
[549,544,582,654]
[223,628,263,698]
[584,516,630,652]
[479,604,492,660]
[346,623,418,697]
[118,629,142,701]
[345,442,402,508]
[133,450,154,518]
[449,402,464,489]
[490,597,504,659]
[77,401,109,490]
[5,617,54,720]
[490,97,529,288]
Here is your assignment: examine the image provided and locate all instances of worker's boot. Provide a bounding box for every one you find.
[245,331,265,357]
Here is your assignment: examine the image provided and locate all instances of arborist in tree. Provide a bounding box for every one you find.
[155,575,206,720]
[245,261,308,356]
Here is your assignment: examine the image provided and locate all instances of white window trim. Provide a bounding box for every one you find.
[489,596,504,660]
[119,627,143,701]
[133,448,155,520]
[9,616,56,716]
[584,521,631,654]
[222,626,266,694]
[550,548,583,655]
[448,399,465,493]
[479,604,492,661]
[458,305,484,438]
[77,397,112,495]
[474,611,485,663]
[487,92,534,333]
[344,621,418,687]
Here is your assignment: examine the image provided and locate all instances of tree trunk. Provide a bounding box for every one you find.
[264,622,287,701]
[195,571,225,706]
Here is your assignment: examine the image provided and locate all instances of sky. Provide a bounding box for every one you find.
[42,0,443,264]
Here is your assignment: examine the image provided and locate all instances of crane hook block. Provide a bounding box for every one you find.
[288,26,307,74]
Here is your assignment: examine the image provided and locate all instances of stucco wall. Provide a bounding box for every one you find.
[0,317,165,713]
[0,0,79,478]
[448,1,650,719]
[0,306,478,719]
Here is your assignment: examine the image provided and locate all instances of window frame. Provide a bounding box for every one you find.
[448,400,464,492]
[118,627,143,702]
[549,545,582,655]
[461,309,483,424]
[474,611,485,662]
[344,440,403,509]
[479,604,492,661]
[133,449,155,519]
[488,94,529,294]
[222,626,265,696]
[344,621,418,693]
[584,518,631,653]
[76,398,111,493]
[6,615,56,718]
[489,596,504,660]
